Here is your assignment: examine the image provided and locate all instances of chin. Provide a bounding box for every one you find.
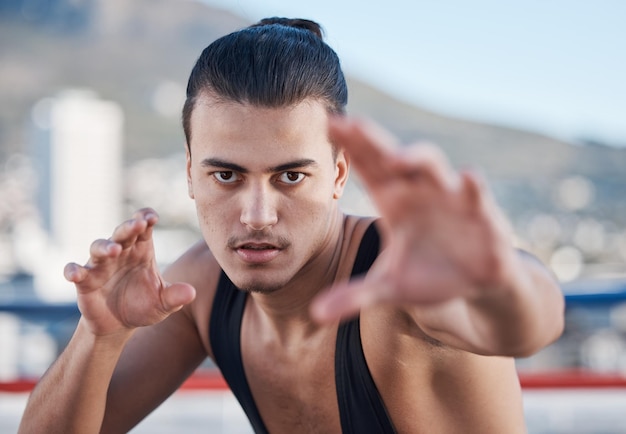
[233,277,286,294]
[241,284,283,295]
[222,258,298,294]
[230,272,291,294]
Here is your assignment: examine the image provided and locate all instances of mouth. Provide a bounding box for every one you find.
[238,243,278,250]
[233,241,284,264]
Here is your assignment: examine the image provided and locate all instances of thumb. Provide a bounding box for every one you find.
[161,282,196,314]
[311,277,382,324]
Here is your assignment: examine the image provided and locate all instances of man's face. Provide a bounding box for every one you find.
[186,95,349,293]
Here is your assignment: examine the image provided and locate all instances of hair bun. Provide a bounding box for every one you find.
[252,17,324,39]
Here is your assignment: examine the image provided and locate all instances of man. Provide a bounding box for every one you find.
[19,18,564,433]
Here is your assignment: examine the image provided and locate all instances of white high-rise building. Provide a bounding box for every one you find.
[30,89,124,301]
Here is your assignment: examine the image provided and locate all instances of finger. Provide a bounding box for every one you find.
[110,209,158,248]
[330,117,459,195]
[462,170,514,240]
[460,169,505,222]
[132,208,159,242]
[394,144,461,191]
[63,262,89,283]
[160,282,197,313]
[88,239,123,265]
[310,278,382,324]
[460,169,486,209]
[329,116,400,186]
[133,207,159,223]
[109,219,141,248]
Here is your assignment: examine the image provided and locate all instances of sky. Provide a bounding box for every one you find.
[202,0,625,146]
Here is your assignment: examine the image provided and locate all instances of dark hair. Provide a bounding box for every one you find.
[182,17,348,146]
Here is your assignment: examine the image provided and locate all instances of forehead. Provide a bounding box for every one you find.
[188,95,333,161]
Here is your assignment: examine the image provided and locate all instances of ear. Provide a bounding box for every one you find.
[333,148,350,199]
[186,147,195,199]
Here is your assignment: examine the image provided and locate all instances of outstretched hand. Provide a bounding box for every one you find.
[312,117,518,323]
[64,208,196,336]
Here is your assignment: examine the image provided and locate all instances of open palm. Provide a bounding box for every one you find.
[314,118,518,322]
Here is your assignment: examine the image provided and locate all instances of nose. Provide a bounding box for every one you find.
[240,183,278,231]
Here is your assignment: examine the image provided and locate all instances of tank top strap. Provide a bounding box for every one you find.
[335,221,398,433]
[209,272,269,433]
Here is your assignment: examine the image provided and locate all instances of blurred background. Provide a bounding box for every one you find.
[1,0,626,432]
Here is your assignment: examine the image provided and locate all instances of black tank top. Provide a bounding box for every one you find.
[209,223,397,433]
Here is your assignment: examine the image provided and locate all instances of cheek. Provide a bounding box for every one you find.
[295,174,338,218]
[285,192,334,234]
[193,193,233,241]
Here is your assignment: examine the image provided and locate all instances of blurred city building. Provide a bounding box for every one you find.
[0,89,123,381]
[28,89,124,301]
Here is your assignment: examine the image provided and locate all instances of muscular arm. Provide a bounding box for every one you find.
[20,309,207,434]
[101,307,207,432]
[19,321,132,434]
[409,249,564,356]
[18,210,205,433]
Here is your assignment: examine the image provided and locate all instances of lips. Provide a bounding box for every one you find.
[235,242,282,264]
[240,243,277,250]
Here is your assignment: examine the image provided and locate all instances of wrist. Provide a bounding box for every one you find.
[75,317,136,351]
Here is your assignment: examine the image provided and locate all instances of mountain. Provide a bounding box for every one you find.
[347,79,626,220]
[0,0,249,161]
[1,0,625,256]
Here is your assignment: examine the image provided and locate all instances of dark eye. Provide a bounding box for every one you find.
[213,171,239,183]
[279,172,305,185]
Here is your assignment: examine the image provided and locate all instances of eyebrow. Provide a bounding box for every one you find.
[200,158,318,173]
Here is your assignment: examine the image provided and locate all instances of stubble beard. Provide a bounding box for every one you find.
[240,282,283,295]
[218,254,292,293]
[234,268,294,294]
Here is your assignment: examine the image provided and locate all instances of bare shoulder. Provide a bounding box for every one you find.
[163,239,223,357]
[163,239,221,289]
[351,214,526,431]
[334,214,380,279]
[360,306,526,433]
[342,214,379,238]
